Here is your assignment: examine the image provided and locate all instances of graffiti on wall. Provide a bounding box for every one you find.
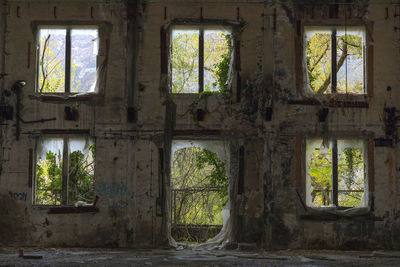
[95,181,132,199]
[9,191,27,201]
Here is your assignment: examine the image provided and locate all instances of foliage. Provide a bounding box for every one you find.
[308,147,332,206]
[307,143,364,207]
[204,32,232,92]
[68,144,95,204]
[213,33,232,94]
[195,148,229,203]
[171,30,232,94]
[339,147,364,207]
[171,31,199,93]
[36,143,95,205]
[306,31,363,94]
[171,147,228,226]
[39,32,79,93]
[36,150,63,205]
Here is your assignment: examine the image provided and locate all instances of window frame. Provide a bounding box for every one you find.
[300,135,375,213]
[163,19,243,96]
[32,21,111,99]
[296,19,374,98]
[33,134,96,207]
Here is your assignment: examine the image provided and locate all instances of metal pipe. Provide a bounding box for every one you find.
[1,0,8,99]
[331,29,337,93]
[199,29,204,93]
[332,140,338,206]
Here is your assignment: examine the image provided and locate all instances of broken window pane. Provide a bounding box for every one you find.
[35,136,96,206]
[306,138,367,208]
[204,30,231,92]
[38,26,99,94]
[305,27,365,94]
[337,140,365,207]
[71,29,98,93]
[171,29,199,93]
[306,140,333,206]
[171,27,232,94]
[171,146,228,242]
[336,30,364,94]
[305,29,332,94]
[38,29,66,93]
[68,138,95,205]
[36,138,64,205]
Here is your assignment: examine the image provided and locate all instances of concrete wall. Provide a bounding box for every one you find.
[0,0,400,249]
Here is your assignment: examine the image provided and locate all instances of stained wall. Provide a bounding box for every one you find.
[0,0,399,249]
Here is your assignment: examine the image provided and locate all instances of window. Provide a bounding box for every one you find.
[37,26,99,94]
[304,26,365,94]
[306,138,368,208]
[171,27,232,94]
[170,140,230,243]
[35,137,95,206]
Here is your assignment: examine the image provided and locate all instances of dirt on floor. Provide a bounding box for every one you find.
[1,247,400,266]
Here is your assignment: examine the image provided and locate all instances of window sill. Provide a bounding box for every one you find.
[171,92,223,96]
[288,95,369,108]
[29,93,103,102]
[33,205,99,214]
[299,206,379,221]
[170,92,228,103]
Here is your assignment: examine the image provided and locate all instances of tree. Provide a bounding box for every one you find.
[68,143,95,204]
[306,32,363,94]
[171,30,231,93]
[171,31,199,93]
[38,32,80,93]
[308,147,332,206]
[171,147,228,226]
[36,150,63,205]
[307,144,364,207]
[204,32,232,92]
[36,144,95,205]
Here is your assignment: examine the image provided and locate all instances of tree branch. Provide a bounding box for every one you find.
[310,44,329,73]
[40,34,51,92]
[316,43,348,94]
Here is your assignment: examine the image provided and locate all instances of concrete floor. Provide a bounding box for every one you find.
[1,247,400,266]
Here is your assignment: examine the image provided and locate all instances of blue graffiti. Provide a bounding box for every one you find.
[96,181,131,198]
[9,191,27,201]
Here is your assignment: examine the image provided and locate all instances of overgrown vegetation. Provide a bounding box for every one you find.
[39,31,77,93]
[171,29,232,94]
[308,144,364,207]
[36,143,95,205]
[36,150,63,204]
[306,30,363,94]
[212,34,232,94]
[38,29,98,93]
[171,147,228,227]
